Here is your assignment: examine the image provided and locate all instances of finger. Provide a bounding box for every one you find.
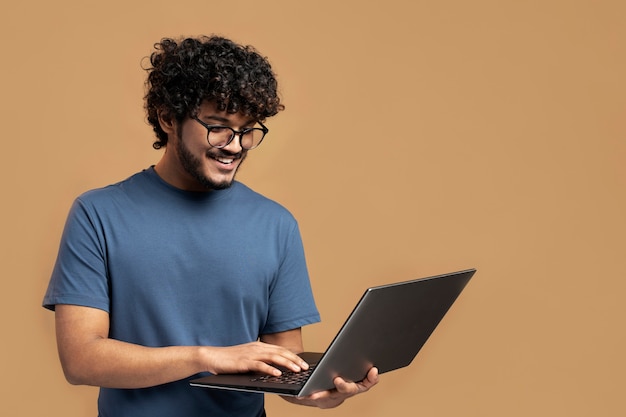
[247,347,309,375]
[264,351,309,373]
[333,377,361,395]
[251,361,284,376]
[332,368,379,394]
[302,388,337,403]
[281,351,310,371]
[364,367,379,387]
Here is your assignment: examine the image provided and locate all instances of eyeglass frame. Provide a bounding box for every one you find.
[191,116,269,150]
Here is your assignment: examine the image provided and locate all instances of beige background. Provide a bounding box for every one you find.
[2,0,624,416]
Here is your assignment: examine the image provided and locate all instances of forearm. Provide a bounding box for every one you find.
[55,305,210,389]
[55,305,308,389]
[61,337,207,389]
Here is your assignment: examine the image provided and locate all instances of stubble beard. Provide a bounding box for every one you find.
[176,134,246,191]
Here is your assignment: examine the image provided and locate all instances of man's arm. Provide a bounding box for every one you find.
[55,304,309,389]
[262,326,380,409]
[260,328,305,353]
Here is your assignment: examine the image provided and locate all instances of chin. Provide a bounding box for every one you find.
[209,180,234,190]
[197,173,237,190]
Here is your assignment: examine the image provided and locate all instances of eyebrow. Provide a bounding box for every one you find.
[202,114,257,127]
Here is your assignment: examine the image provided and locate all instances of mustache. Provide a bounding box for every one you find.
[207,148,246,159]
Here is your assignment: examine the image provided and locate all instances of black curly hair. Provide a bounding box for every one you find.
[144,36,284,149]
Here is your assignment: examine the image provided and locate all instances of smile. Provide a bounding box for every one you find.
[209,154,237,165]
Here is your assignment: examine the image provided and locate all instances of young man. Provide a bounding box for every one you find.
[43,36,378,416]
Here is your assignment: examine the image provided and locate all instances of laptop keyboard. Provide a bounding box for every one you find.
[251,365,316,384]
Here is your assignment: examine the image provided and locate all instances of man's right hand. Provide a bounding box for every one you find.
[200,339,309,376]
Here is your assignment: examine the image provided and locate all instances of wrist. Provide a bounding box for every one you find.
[196,345,216,374]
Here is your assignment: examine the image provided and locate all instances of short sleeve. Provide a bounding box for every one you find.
[42,197,110,312]
[262,222,320,334]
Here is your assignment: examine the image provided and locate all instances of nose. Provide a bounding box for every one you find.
[221,132,245,153]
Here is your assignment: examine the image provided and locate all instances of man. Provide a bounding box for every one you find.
[43,36,378,416]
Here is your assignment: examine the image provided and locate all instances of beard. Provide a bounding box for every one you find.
[176,133,246,190]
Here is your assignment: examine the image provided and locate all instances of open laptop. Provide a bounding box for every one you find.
[190,268,475,397]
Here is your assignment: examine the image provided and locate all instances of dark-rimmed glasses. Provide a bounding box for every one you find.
[192,117,269,150]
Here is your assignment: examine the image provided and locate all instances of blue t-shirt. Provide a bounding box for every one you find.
[43,167,320,417]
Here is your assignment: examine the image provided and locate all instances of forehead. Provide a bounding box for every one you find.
[197,100,256,126]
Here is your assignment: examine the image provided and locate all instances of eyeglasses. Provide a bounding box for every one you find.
[192,116,269,150]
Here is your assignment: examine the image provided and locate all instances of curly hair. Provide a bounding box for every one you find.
[144,36,284,149]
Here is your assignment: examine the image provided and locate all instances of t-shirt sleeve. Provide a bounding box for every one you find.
[42,197,110,312]
[261,222,321,334]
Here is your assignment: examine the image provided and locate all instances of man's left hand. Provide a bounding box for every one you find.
[284,367,379,409]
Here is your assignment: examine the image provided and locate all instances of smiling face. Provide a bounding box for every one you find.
[155,101,258,192]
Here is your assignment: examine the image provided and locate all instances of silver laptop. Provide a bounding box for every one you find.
[190,268,475,397]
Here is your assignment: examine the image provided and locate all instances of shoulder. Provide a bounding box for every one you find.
[75,169,154,205]
[231,182,295,218]
[66,169,159,224]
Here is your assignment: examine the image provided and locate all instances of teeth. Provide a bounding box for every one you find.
[215,157,235,164]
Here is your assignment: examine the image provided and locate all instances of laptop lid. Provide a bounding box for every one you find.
[190,268,475,397]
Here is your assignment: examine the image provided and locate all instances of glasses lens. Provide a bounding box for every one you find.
[207,127,234,148]
[241,129,266,150]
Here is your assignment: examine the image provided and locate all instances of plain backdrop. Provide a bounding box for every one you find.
[1,1,624,416]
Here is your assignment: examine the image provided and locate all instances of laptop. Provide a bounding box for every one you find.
[190,268,475,397]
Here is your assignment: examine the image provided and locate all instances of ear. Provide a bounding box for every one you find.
[157,110,177,135]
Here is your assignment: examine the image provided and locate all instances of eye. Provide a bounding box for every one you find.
[209,126,230,133]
